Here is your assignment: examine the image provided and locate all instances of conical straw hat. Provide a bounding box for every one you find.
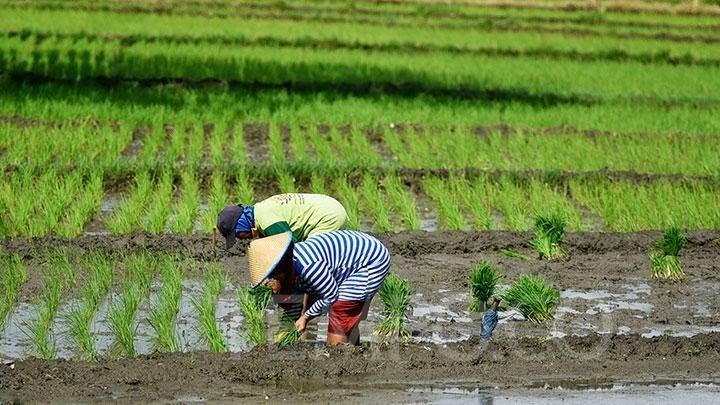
[247,231,293,287]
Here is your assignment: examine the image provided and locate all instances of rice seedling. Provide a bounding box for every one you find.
[148,255,183,352]
[235,167,255,203]
[375,273,412,342]
[531,213,567,260]
[385,175,420,231]
[106,171,152,234]
[360,173,391,232]
[23,256,74,359]
[141,171,174,233]
[502,275,560,323]
[108,252,155,357]
[334,176,361,230]
[468,262,504,313]
[0,254,28,330]
[309,173,328,195]
[650,226,687,281]
[208,123,227,167]
[655,226,687,257]
[275,314,301,347]
[184,125,204,168]
[66,251,114,360]
[169,170,200,234]
[423,177,464,230]
[237,284,273,346]
[192,264,227,352]
[200,171,228,233]
[451,176,493,230]
[57,172,104,237]
[500,249,533,260]
[275,167,297,193]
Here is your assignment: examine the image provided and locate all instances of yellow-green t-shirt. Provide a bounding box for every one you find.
[254,194,348,241]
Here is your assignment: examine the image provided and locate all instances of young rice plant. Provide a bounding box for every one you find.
[375,273,412,342]
[468,262,504,313]
[531,213,567,260]
[650,227,687,281]
[192,264,227,352]
[502,275,560,323]
[238,284,272,346]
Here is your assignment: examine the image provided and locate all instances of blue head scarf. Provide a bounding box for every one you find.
[234,205,255,233]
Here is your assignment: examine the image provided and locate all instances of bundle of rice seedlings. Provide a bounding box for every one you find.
[375,273,412,342]
[531,213,566,260]
[468,261,503,313]
[275,314,301,347]
[238,284,273,346]
[650,227,686,281]
[502,275,560,323]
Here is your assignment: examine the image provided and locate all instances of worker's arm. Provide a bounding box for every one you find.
[295,262,338,332]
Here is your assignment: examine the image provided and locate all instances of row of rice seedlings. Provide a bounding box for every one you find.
[184,125,204,168]
[235,167,255,203]
[502,275,560,323]
[237,284,273,346]
[531,213,567,260]
[148,255,183,352]
[289,123,309,162]
[488,177,530,231]
[307,126,337,163]
[385,175,420,231]
[23,249,76,359]
[108,252,155,357]
[66,252,113,360]
[275,167,297,193]
[141,171,174,233]
[650,227,687,281]
[0,254,28,330]
[309,172,328,194]
[229,123,248,167]
[199,171,228,233]
[360,173,392,232]
[375,273,412,343]
[163,124,186,166]
[169,170,200,234]
[268,124,286,166]
[57,172,104,237]
[334,176,361,230]
[208,123,228,167]
[468,262,504,313]
[192,264,227,352]
[422,177,465,230]
[449,176,493,230]
[137,126,166,168]
[106,171,152,234]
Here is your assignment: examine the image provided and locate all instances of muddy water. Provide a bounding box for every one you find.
[2,278,719,360]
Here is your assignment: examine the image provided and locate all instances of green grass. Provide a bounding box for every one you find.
[375,273,412,342]
[468,262,504,313]
[502,275,560,323]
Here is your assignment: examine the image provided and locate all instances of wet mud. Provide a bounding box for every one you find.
[1,230,719,402]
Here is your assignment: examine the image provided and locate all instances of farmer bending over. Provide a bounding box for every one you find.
[216,193,348,248]
[247,230,391,345]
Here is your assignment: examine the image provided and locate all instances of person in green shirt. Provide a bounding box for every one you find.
[217,193,349,340]
[216,193,348,248]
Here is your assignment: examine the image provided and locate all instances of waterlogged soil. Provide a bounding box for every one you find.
[1,231,719,402]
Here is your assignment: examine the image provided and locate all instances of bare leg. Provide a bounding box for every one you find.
[327,332,348,346]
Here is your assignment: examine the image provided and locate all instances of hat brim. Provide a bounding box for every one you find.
[247,231,293,288]
[225,231,237,249]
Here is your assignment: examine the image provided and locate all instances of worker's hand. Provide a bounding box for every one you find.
[295,314,308,333]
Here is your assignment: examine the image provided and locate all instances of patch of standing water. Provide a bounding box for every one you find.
[176,279,205,352]
[641,325,720,338]
[0,303,36,360]
[561,284,654,315]
[215,283,248,352]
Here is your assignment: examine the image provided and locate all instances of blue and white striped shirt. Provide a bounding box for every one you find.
[293,230,391,317]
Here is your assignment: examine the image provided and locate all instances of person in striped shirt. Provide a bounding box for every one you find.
[247,230,392,345]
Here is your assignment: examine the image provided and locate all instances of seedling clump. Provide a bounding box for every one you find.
[468,261,503,313]
[531,213,566,260]
[275,314,301,346]
[650,227,686,281]
[238,284,273,346]
[375,273,412,342]
[502,274,560,323]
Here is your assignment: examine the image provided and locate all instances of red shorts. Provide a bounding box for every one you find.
[327,300,369,336]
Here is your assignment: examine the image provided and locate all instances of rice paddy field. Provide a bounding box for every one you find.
[1,0,720,402]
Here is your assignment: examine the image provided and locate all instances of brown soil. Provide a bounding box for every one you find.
[1,230,719,402]
[1,334,719,402]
